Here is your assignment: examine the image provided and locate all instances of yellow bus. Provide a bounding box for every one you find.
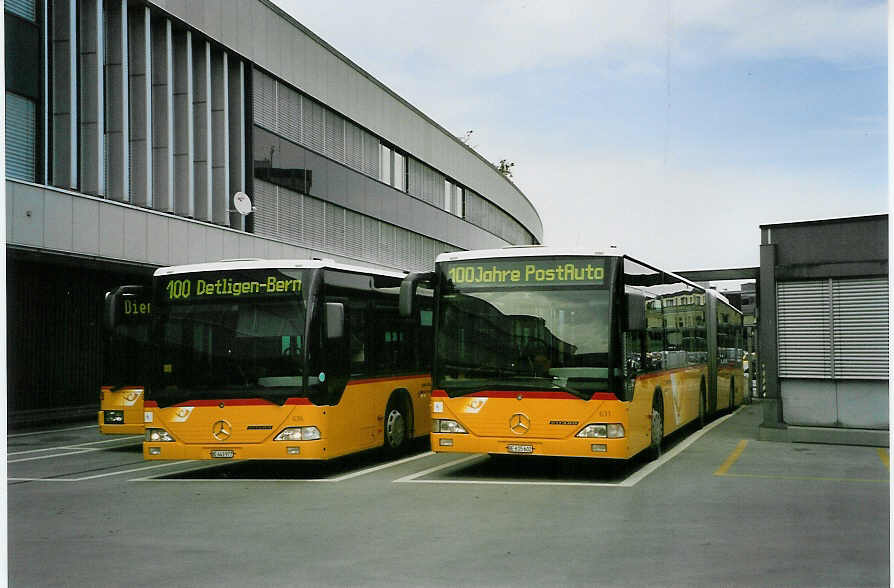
[400,247,744,460]
[99,285,152,435]
[106,259,433,460]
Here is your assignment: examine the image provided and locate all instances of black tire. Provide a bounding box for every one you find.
[648,394,663,461]
[383,397,409,455]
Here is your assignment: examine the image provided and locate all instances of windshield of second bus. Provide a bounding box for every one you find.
[152,269,309,407]
[437,257,614,398]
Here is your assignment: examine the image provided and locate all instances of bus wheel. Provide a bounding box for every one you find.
[648,396,663,461]
[384,399,409,455]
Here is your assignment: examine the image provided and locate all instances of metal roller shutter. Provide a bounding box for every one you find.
[832,278,889,379]
[777,281,831,378]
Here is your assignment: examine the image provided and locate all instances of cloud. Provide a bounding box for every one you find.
[512,150,886,269]
[278,0,886,79]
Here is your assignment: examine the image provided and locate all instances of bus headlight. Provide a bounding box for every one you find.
[576,424,625,438]
[145,428,174,442]
[433,419,467,434]
[103,411,124,424]
[274,427,321,441]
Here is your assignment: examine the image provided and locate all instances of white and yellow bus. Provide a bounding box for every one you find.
[400,247,744,460]
[99,285,152,435]
[106,259,433,460]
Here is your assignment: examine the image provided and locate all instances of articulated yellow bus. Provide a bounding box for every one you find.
[401,247,744,460]
[106,259,432,460]
[99,285,152,434]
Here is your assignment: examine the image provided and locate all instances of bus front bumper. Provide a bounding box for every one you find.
[431,434,632,459]
[98,411,145,435]
[143,439,330,460]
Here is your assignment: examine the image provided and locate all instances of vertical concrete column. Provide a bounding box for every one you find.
[228,59,246,231]
[211,50,230,226]
[128,6,152,207]
[192,40,212,221]
[151,18,173,212]
[172,28,194,217]
[105,0,129,201]
[78,0,104,196]
[51,0,78,188]
[759,240,783,428]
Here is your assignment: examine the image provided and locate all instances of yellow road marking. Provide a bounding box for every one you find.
[879,448,889,469]
[720,473,887,484]
[714,439,748,476]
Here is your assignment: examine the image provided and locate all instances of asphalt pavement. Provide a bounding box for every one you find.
[7,401,890,587]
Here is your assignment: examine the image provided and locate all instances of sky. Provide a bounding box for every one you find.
[272,0,887,272]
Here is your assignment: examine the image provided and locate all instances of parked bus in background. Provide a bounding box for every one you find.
[106,259,433,461]
[100,285,152,434]
[400,247,745,460]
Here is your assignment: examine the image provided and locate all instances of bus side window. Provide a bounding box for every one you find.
[349,306,368,377]
[374,301,413,375]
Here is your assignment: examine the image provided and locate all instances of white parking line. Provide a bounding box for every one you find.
[10,436,142,456]
[395,408,741,487]
[131,451,437,483]
[8,424,99,438]
[9,460,193,482]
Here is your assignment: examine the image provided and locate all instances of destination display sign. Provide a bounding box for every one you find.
[159,269,304,303]
[440,257,607,289]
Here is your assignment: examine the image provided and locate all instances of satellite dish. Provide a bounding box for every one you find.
[233,192,253,215]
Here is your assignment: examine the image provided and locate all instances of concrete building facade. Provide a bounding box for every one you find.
[5,0,543,423]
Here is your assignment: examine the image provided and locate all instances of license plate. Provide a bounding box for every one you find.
[211,450,235,458]
[507,444,534,454]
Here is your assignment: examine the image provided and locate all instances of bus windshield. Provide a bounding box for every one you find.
[151,269,310,407]
[437,286,612,399]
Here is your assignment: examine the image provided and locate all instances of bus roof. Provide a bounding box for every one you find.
[153,258,408,279]
[436,245,624,263]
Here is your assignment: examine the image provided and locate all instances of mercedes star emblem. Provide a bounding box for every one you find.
[509,413,531,435]
[212,420,232,441]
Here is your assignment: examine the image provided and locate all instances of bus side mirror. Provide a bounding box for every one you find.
[326,302,345,339]
[399,271,434,318]
[625,291,646,331]
[104,285,147,331]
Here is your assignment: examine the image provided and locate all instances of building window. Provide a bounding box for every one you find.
[379,144,391,185]
[6,92,36,181]
[393,151,406,192]
[443,179,452,213]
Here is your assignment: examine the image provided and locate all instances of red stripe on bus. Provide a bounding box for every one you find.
[431,389,618,401]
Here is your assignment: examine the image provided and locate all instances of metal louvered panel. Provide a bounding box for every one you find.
[303,195,324,246]
[6,92,37,181]
[362,216,379,261]
[278,184,302,244]
[304,100,324,153]
[396,227,411,269]
[324,202,345,253]
[324,111,345,162]
[344,121,363,171]
[379,224,395,265]
[345,209,364,257]
[832,278,889,379]
[252,179,279,238]
[276,82,301,145]
[252,68,276,129]
[361,131,378,177]
[407,157,422,198]
[777,281,831,378]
